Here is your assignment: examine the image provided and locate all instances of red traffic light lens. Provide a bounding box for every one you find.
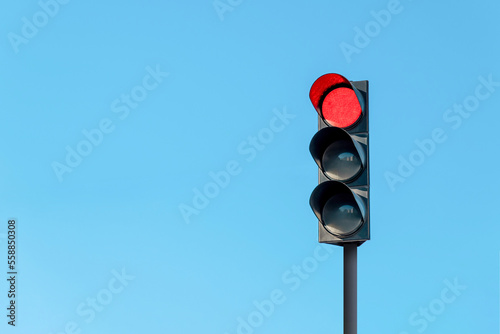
[322,87,362,128]
[309,73,363,128]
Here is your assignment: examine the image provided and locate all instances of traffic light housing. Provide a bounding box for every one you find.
[309,74,369,246]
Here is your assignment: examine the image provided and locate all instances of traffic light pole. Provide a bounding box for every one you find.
[344,244,357,334]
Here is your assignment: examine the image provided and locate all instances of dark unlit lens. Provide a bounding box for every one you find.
[322,140,362,181]
[322,195,362,236]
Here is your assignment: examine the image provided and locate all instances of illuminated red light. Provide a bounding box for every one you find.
[322,88,362,128]
[309,74,362,128]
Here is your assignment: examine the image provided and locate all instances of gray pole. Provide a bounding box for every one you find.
[344,244,357,334]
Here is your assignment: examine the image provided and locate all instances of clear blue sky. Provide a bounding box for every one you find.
[1,0,499,333]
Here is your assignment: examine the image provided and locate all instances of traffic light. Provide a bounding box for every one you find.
[309,73,369,246]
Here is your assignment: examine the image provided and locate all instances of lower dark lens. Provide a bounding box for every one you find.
[321,194,363,236]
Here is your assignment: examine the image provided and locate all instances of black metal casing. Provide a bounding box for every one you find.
[314,80,370,246]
